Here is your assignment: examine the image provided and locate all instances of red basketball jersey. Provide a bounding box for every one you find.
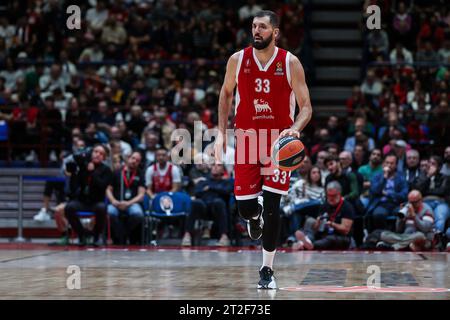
[234,46,296,131]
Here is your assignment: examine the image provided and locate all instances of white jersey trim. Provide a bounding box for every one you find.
[262,185,289,195]
[235,191,263,200]
[235,50,244,83]
[286,51,292,88]
[252,46,279,72]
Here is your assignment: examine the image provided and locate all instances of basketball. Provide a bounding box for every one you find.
[271,135,306,171]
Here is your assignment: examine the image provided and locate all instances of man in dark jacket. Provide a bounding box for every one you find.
[181,164,233,246]
[65,144,113,246]
[367,154,408,231]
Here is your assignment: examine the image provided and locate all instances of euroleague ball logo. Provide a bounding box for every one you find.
[271,136,305,171]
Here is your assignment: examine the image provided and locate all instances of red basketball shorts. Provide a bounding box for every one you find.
[233,129,291,200]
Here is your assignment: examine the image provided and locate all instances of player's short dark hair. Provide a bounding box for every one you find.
[254,10,279,28]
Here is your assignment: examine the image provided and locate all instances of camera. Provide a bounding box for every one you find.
[397,204,410,219]
[318,212,329,233]
[65,147,92,173]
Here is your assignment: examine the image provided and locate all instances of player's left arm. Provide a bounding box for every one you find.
[280,55,313,138]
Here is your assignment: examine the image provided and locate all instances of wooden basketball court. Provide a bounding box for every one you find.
[0,244,448,300]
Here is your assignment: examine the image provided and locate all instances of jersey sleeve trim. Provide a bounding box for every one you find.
[235,50,244,83]
[286,51,292,88]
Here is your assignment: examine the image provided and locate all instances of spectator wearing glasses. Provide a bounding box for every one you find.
[377,190,434,251]
[293,181,355,250]
[403,149,421,188]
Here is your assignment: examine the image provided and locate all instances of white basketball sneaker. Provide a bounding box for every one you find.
[33,208,51,222]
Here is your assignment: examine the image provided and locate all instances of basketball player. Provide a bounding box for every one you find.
[214,11,312,289]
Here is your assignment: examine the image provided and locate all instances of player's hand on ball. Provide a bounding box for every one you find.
[279,128,300,139]
[214,131,227,164]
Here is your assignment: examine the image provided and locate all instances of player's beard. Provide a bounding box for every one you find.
[252,34,273,50]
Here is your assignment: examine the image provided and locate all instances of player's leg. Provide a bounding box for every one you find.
[257,190,282,289]
[234,163,264,240]
[257,166,291,289]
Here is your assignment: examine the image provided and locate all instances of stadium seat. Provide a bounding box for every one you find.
[144,191,191,245]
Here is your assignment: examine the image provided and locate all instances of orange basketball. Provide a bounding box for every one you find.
[271,136,306,171]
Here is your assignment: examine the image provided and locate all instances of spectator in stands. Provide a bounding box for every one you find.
[378,111,407,142]
[414,156,450,238]
[358,148,383,212]
[109,125,132,159]
[390,43,414,64]
[403,149,421,187]
[326,116,345,147]
[441,146,450,176]
[86,0,109,33]
[345,130,375,153]
[281,166,325,236]
[0,57,23,91]
[84,122,108,146]
[358,148,383,191]
[238,0,263,22]
[310,128,331,157]
[138,129,160,167]
[367,29,390,60]
[91,100,115,129]
[353,144,368,169]
[391,2,413,49]
[294,155,313,183]
[416,15,445,50]
[366,153,408,231]
[416,41,438,63]
[315,150,330,185]
[324,155,360,203]
[293,181,354,250]
[145,147,182,199]
[188,153,211,194]
[392,139,408,173]
[65,144,113,246]
[106,151,145,245]
[182,164,233,246]
[361,70,383,100]
[377,190,434,251]
[346,86,365,117]
[437,39,450,63]
[39,64,66,97]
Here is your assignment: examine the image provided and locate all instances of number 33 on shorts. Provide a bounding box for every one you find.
[271,169,290,184]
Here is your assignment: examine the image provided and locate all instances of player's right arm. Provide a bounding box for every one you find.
[214,52,239,164]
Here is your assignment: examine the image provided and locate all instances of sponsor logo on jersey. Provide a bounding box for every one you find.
[253,99,272,113]
[274,61,284,76]
[252,98,274,119]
